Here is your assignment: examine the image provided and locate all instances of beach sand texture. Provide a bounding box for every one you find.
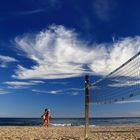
[0,126,140,140]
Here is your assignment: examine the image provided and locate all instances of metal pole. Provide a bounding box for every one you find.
[85,75,89,139]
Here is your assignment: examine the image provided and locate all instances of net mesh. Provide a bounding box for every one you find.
[89,52,140,104]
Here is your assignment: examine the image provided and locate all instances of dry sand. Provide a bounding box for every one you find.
[0,125,140,140]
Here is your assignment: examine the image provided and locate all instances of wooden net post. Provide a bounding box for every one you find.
[85,75,89,139]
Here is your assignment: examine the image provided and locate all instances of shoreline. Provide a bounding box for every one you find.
[0,125,140,140]
[0,123,140,127]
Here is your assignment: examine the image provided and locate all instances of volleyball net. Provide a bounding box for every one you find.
[89,52,140,104]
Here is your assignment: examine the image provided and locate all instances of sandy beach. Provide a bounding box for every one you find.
[0,125,140,140]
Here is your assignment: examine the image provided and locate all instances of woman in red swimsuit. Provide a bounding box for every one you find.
[42,109,51,127]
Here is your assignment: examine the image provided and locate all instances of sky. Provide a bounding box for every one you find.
[1,0,140,118]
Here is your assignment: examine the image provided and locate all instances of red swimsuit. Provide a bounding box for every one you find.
[44,112,51,127]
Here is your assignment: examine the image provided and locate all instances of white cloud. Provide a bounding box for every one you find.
[70,92,79,96]
[0,91,11,94]
[108,79,140,87]
[4,80,44,89]
[0,55,17,68]
[32,87,83,95]
[0,55,17,63]
[30,80,45,84]
[17,9,45,15]
[67,88,84,91]
[5,81,37,86]
[0,88,11,94]
[32,89,62,94]
[13,25,140,79]
[116,100,140,104]
[50,82,68,85]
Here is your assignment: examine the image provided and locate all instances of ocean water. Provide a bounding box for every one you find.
[0,117,140,126]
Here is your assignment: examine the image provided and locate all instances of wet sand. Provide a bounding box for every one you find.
[0,125,140,140]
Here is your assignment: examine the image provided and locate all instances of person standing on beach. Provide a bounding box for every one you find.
[42,108,51,127]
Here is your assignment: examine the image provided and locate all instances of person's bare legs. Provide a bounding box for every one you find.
[42,120,47,127]
[47,120,50,127]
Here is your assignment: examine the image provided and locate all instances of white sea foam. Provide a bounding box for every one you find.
[90,125,96,127]
[80,125,96,127]
[51,123,72,126]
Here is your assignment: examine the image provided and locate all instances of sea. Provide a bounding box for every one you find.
[0,117,140,126]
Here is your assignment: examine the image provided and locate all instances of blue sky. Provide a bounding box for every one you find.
[1,0,140,118]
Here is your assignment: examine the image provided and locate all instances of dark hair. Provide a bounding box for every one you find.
[45,108,48,112]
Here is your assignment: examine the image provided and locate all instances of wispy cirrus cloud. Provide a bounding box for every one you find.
[0,55,17,68]
[13,25,140,80]
[30,80,45,84]
[32,89,63,94]
[93,0,117,21]
[109,79,140,88]
[50,82,68,85]
[116,100,140,104]
[0,9,46,22]
[0,88,11,94]
[32,87,83,95]
[4,80,45,89]
[16,9,45,15]
[4,81,43,86]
